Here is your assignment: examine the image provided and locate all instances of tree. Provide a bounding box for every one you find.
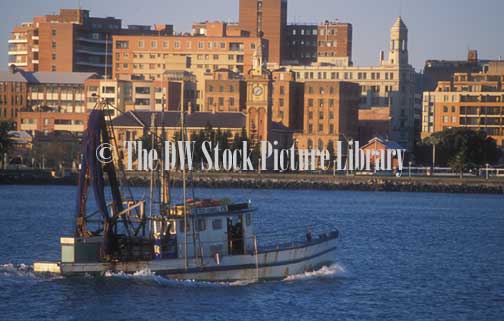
[423,128,501,177]
[0,122,13,169]
[326,140,335,161]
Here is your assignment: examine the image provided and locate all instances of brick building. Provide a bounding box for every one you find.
[294,81,360,150]
[422,65,504,146]
[0,67,97,130]
[285,17,417,150]
[8,9,173,75]
[317,21,352,66]
[112,29,264,110]
[239,0,287,65]
[205,69,247,112]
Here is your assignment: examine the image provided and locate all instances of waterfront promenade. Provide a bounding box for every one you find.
[1,170,503,194]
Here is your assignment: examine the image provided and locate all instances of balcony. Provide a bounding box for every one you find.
[8,50,28,55]
[8,39,28,44]
[7,62,27,67]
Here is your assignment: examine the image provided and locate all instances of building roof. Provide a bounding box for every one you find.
[30,72,98,84]
[112,111,246,129]
[0,70,29,82]
[0,69,97,84]
[392,16,407,30]
[362,136,405,150]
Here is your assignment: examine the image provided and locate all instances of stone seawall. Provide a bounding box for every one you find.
[1,171,503,194]
[129,173,504,195]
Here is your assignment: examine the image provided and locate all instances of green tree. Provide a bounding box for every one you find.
[0,122,13,169]
[423,128,501,177]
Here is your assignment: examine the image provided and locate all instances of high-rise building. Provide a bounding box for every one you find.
[316,21,352,66]
[7,9,173,75]
[283,17,417,150]
[239,0,287,65]
[285,24,318,65]
[422,64,504,147]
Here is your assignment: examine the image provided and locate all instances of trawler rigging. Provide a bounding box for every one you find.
[34,98,340,281]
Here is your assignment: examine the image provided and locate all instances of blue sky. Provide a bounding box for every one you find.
[0,0,502,71]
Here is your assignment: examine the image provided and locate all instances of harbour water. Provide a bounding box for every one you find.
[0,185,503,320]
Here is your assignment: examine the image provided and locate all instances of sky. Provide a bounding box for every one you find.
[0,0,503,71]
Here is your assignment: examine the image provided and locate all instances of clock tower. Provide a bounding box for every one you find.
[246,41,272,145]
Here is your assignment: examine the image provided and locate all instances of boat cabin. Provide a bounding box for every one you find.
[153,200,255,261]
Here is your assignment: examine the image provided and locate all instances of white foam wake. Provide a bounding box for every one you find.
[0,263,63,282]
[283,264,346,282]
[103,269,256,287]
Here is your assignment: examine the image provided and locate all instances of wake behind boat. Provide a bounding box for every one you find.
[33,102,339,281]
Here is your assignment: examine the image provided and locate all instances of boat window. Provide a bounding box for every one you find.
[169,221,176,234]
[212,219,222,230]
[197,219,206,232]
[246,214,251,226]
[179,221,190,233]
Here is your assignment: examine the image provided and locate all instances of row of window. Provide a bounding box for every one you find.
[298,71,395,81]
[21,118,83,125]
[179,215,251,233]
[207,97,236,107]
[208,85,237,93]
[307,123,337,135]
[307,98,337,108]
[308,111,336,120]
[116,40,255,51]
[0,95,23,105]
[0,108,17,119]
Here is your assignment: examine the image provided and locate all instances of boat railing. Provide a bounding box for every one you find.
[255,223,339,253]
[180,223,339,258]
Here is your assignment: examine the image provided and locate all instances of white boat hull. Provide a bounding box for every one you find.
[37,237,337,281]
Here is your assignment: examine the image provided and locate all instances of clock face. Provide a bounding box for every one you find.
[253,86,263,96]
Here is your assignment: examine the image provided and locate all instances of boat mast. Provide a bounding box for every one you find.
[181,101,188,270]
[148,113,156,236]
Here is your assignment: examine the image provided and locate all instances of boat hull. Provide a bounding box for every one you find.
[37,237,337,281]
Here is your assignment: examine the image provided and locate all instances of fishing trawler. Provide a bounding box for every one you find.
[33,102,339,281]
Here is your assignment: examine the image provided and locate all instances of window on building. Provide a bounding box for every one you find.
[51,41,56,49]
[151,40,157,48]
[51,29,56,36]
[51,53,56,60]
[116,41,129,49]
[138,40,144,48]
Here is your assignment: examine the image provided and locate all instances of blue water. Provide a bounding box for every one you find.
[0,185,503,321]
